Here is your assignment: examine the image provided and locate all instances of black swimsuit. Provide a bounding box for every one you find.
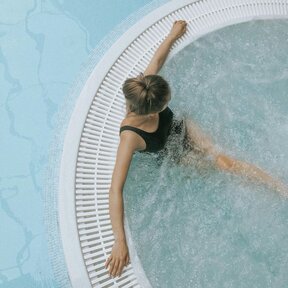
[119,106,188,153]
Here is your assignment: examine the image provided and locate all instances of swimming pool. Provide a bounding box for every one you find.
[2,0,288,288]
[125,19,288,288]
[58,0,288,286]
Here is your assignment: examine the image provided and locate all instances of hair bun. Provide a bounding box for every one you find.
[122,73,170,115]
[139,72,152,91]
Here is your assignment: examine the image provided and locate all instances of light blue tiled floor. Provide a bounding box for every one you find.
[0,1,170,287]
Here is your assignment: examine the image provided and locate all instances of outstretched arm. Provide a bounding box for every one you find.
[144,20,187,75]
[105,132,140,278]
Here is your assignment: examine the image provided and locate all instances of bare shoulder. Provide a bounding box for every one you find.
[119,119,146,151]
[119,128,146,152]
[119,128,140,150]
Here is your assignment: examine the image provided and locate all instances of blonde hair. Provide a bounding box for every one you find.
[122,73,171,115]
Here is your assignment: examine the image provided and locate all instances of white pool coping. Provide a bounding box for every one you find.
[58,0,288,287]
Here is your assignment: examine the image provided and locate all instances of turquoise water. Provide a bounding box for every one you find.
[125,20,288,288]
[0,0,172,287]
[2,2,288,288]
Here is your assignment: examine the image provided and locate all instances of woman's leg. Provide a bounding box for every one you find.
[215,154,288,196]
[180,118,288,197]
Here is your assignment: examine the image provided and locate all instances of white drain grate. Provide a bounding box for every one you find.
[59,0,288,287]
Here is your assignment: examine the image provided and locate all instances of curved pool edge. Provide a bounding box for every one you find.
[42,0,170,287]
[57,0,288,287]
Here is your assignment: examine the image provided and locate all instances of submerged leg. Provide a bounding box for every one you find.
[215,154,288,197]
[180,117,288,197]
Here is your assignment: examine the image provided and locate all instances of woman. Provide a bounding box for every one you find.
[105,20,288,278]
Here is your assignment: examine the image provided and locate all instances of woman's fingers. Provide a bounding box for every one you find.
[172,20,187,28]
[105,253,130,278]
[112,259,125,277]
[108,258,129,278]
[116,260,126,277]
[169,20,188,40]
[105,255,112,269]
[105,255,117,277]
[111,259,120,277]
[109,259,116,276]
[176,20,185,22]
